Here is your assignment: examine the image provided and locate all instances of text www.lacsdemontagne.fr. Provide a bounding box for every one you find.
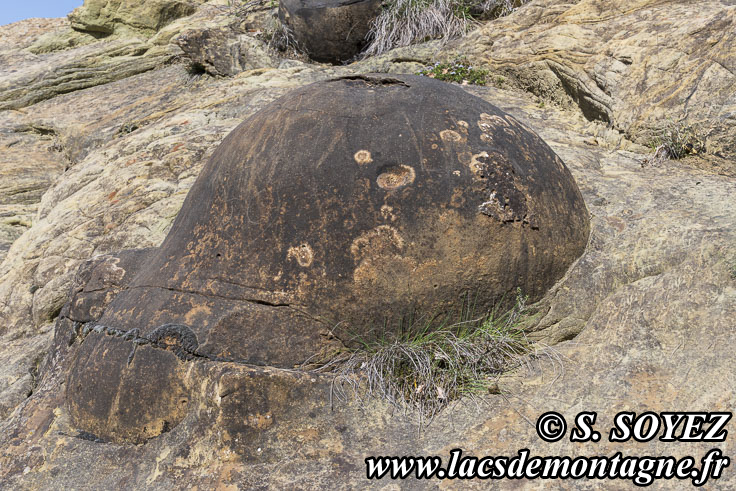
[365,448,729,486]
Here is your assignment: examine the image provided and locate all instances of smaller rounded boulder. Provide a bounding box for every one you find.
[278,0,381,63]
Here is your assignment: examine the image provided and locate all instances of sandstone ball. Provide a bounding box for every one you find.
[278,0,381,63]
[65,74,589,443]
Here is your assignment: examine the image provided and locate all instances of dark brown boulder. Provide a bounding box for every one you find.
[63,74,589,443]
[278,0,381,63]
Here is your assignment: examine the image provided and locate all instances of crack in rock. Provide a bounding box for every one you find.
[73,321,239,365]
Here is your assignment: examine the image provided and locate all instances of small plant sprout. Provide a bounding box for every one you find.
[417,59,489,85]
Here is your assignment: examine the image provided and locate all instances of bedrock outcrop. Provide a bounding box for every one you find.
[1,0,735,488]
[448,0,736,161]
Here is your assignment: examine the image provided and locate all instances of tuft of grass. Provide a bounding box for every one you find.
[363,0,475,58]
[260,16,300,53]
[118,122,140,135]
[217,0,300,54]
[363,0,525,57]
[417,59,489,85]
[648,120,706,163]
[312,290,537,426]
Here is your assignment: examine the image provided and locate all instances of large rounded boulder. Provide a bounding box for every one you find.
[278,0,381,63]
[64,74,589,443]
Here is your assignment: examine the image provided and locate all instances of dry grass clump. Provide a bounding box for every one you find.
[363,0,523,57]
[649,120,706,163]
[260,16,299,53]
[312,290,544,426]
[218,0,300,53]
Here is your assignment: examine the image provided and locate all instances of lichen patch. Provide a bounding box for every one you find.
[354,150,373,165]
[350,225,405,262]
[469,151,490,178]
[457,151,472,165]
[376,165,416,190]
[440,129,464,142]
[287,243,314,267]
[381,205,397,222]
[479,113,507,126]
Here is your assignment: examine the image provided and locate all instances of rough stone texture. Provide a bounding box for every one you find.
[0,18,70,52]
[175,25,279,76]
[0,3,264,111]
[68,0,203,36]
[279,0,382,63]
[0,121,67,264]
[448,0,736,162]
[0,0,735,488]
[0,37,169,111]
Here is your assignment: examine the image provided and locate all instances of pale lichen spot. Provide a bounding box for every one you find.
[350,225,405,262]
[376,164,416,190]
[381,204,397,222]
[452,170,461,176]
[354,150,373,165]
[440,129,464,142]
[469,151,490,177]
[457,120,469,129]
[457,151,472,165]
[479,113,508,127]
[184,304,213,325]
[287,243,314,267]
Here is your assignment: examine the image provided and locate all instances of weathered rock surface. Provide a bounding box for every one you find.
[68,0,203,36]
[0,3,272,111]
[0,0,735,488]
[449,0,736,162]
[175,25,279,76]
[279,0,382,63]
[0,37,168,111]
[0,121,67,263]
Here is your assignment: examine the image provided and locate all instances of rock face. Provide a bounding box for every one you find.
[279,0,381,63]
[64,73,589,443]
[451,0,736,160]
[68,0,202,36]
[1,0,736,488]
[175,26,279,76]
